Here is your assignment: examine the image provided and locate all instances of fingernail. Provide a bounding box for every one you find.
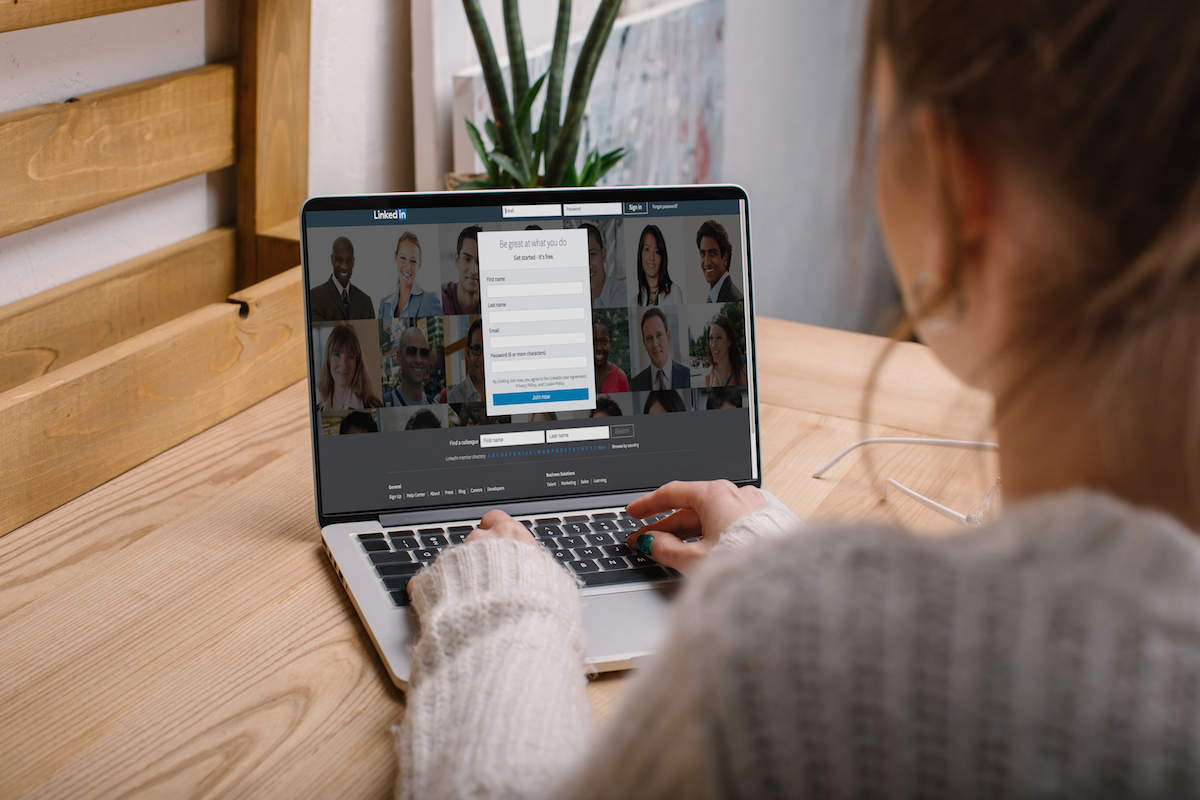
[636,534,654,556]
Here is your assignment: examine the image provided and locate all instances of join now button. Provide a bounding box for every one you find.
[493,388,590,406]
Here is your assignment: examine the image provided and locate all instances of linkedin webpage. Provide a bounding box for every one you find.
[303,195,757,517]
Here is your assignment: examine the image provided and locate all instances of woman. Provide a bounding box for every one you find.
[593,310,629,395]
[643,389,686,414]
[635,224,680,306]
[316,323,381,411]
[377,231,442,319]
[397,2,1200,796]
[703,314,747,387]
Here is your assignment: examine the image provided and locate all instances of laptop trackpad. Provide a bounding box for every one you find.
[580,587,673,669]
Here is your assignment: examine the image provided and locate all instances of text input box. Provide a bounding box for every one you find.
[488,281,584,298]
[563,202,623,217]
[502,204,563,219]
[480,430,546,448]
[547,426,610,442]
[487,307,586,324]
[491,332,586,349]
[490,356,588,373]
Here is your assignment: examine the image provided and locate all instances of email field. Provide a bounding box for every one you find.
[490,332,586,349]
[487,281,584,298]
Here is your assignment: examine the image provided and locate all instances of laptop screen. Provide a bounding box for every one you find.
[301,186,760,522]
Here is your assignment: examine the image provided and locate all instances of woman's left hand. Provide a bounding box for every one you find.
[464,509,537,545]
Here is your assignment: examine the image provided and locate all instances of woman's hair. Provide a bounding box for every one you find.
[405,409,441,430]
[706,387,743,410]
[592,309,613,339]
[708,314,747,382]
[339,410,378,434]
[636,225,673,305]
[643,390,686,414]
[858,0,1200,512]
[395,231,422,261]
[319,323,381,408]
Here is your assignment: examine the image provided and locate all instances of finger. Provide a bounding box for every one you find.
[629,530,708,575]
[478,509,513,528]
[633,508,702,539]
[626,480,719,519]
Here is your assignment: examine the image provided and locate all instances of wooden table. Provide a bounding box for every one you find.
[1,319,995,798]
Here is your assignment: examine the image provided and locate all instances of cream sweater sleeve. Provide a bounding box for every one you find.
[394,539,595,800]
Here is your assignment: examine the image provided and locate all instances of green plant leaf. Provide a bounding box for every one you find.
[485,119,500,149]
[465,119,500,183]
[515,70,549,143]
[530,120,547,187]
[491,152,530,186]
[462,0,522,163]
[454,179,495,191]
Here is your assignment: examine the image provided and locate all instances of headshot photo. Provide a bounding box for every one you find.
[380,404,449,432]
[589,393,633,418]
[630,306,690,391]
[566,219,627,309]
[443,315,485,406]
[635,389,692,415]
[311,320,383,412]
[592,308,631,396]
[628,218,685,306]
[697,386,748,411]
[382,316,444,407]
[320,409,381,436]
[687,303,749,387]
[441,224,493,315]
[308,234,376,322]
[684,216,745,303]
[377,229,444,319]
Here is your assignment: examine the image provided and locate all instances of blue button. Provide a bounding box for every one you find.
[493,388,589,406]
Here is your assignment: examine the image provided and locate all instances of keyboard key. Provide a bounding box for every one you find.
[600,556,628,570]
[370,550,414,565]
[619,518,642,531]
[628,553,656,568]
[569,559,600,574]
[383,574,415,591]
[376,562,423,577]
[564,515,590,522]
[357,532,385,541]
[587,532,616,546]
[519,519,534,528]
[359,538,391,552]
[390,589,412,607]
[580,567,669,587]
[448,525,473,533]
[592,519,620,532]
[418,527,446,535]
[573,546,603,560]
[604,543,634,558]
[534,525,563,538]
[535,517,562,525]
[562,522,590,535]
[389,534,418,550]
[549,549,572,562]
[420,534,448,548]
[449,532,468,544]
[593,513,617,520]
[557,535,585,548]
[413,549,439,563]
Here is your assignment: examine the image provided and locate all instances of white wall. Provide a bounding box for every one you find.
[724,0,896,333]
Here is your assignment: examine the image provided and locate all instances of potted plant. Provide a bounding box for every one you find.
[455,0,627,189]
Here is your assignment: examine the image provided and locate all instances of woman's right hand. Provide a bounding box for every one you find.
[624,480,768,575]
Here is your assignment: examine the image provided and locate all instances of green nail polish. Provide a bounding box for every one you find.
[636,534,654,556]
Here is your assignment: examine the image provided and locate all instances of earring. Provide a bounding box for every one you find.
[909,270,966,332]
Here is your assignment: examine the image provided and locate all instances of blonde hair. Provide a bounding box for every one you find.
[318,323,381,409]
[395,231,422,262]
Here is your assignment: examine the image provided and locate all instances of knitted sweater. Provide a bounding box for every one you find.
[395,492,1200,799]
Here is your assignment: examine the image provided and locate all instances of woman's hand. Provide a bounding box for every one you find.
[464,509,537,545]
[624,480,768,575]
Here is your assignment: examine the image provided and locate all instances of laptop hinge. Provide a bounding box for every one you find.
[378,491,645,528]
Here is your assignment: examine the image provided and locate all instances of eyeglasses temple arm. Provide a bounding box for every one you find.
[812,438,1000,478]
[884,478,969,525]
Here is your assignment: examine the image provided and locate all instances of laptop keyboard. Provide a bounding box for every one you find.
[355,511,676,606]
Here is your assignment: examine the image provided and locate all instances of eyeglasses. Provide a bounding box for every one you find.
[404,346,431,358]
[468,344,484,356]
[813,437,1001,526]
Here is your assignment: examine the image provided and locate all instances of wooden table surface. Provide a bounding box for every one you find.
[0,318,995,799]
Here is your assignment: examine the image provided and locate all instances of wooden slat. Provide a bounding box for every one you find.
[238,0,310,288]
[755,317,994,441]
[256,215,302,282]
[0,63,236,239]
[0,266,306,536]
[0,227,236,394]
[0,0,186,33]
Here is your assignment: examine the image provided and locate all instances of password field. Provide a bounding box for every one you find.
[489,356,588,373]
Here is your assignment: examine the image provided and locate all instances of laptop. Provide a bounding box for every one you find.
[301,184,766,688]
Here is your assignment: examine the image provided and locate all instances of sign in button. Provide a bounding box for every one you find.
[493,388,590,406]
